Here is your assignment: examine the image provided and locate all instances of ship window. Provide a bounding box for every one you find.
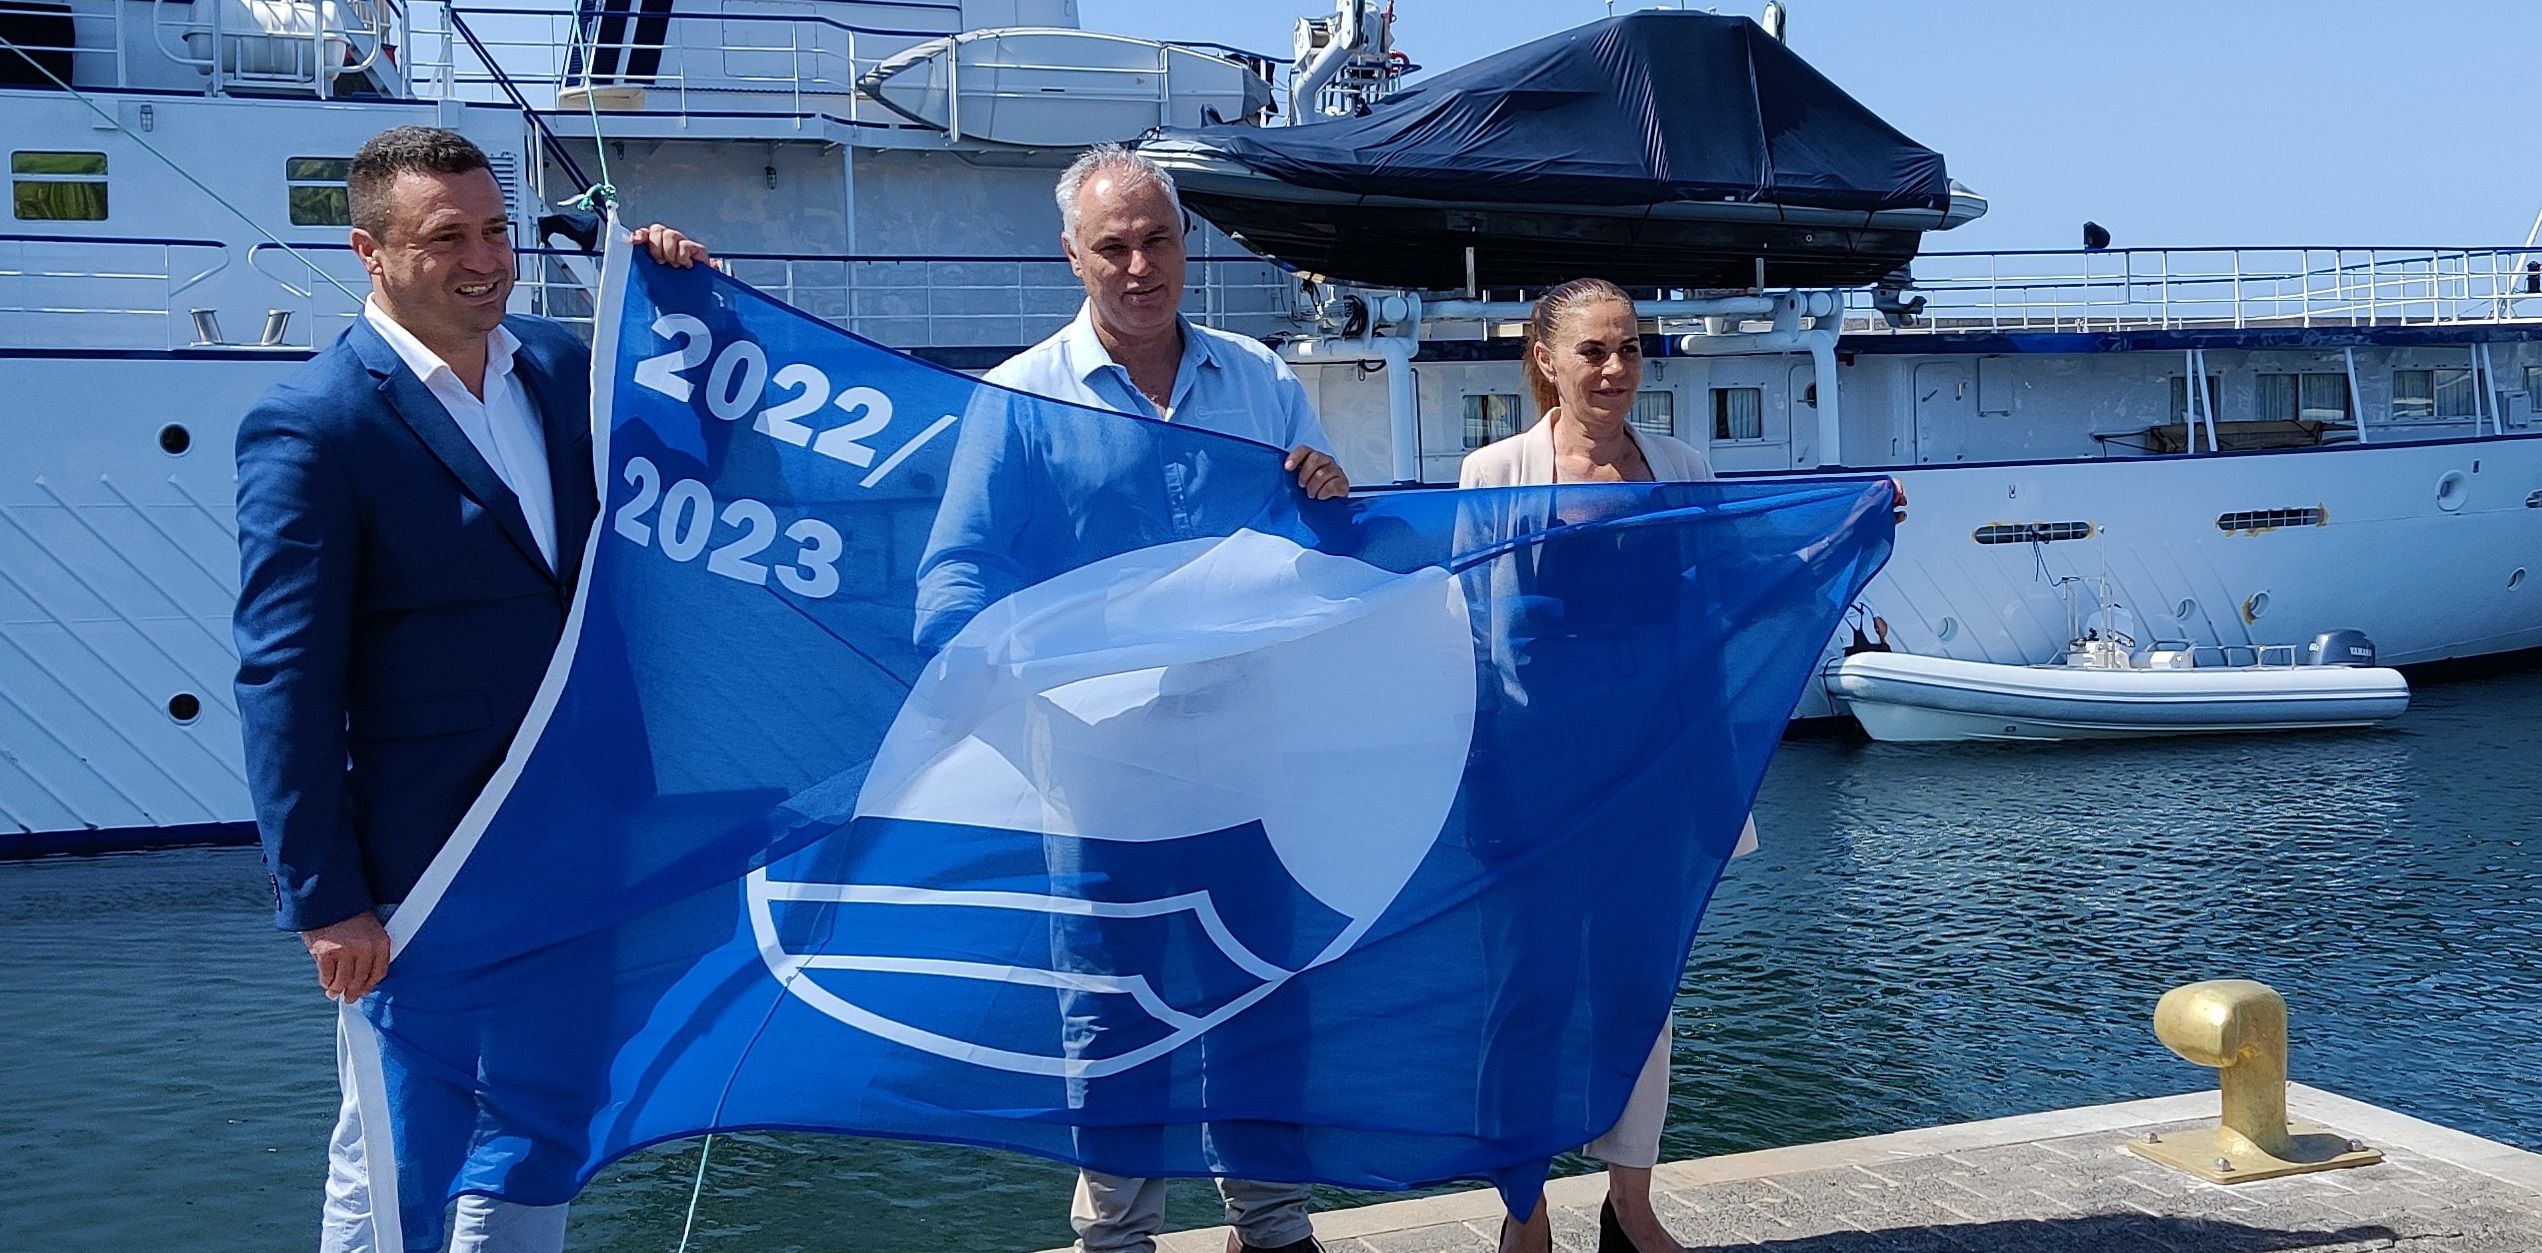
[1711,387,1763,442]
[1628,390,1675,438]
[2526,365,2542,400]
[2168,374,2221,425]
[1461,393,1520,450]
[2217,507,2326,532]
[2255,372,2351,423]
[286,156,353,226]
[1973,521,2092,545]
[2394,368,2479,419]
[11,150,106,220]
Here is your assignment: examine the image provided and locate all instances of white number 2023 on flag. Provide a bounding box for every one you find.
[611,455,845,598]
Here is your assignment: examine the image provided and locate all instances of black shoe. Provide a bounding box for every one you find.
[1597,1200,1630,1253]
[1237,1239,1321,1253]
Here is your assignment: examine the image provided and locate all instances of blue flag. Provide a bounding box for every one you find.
[346,232,1894,1251]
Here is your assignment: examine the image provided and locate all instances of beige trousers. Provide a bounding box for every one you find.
[1071,1170,1314,1253]
[1583,1015,1671,1169]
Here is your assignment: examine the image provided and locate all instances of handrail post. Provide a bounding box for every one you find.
[945,39,961,142]
[2344,346,2370,444]
[2299,247,2313,327]
[1987,253,1999,330]
[2232,250,2245,329]
[207,0,226,95]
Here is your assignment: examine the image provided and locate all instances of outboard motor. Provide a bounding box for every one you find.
[2304,629,2378,667]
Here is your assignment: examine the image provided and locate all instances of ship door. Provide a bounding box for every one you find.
[1913,362,1972,463]
[1786,363,1819,468]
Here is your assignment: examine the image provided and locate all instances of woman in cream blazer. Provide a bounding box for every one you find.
[1457,398,1717,488]
[1460,278,1727,1253]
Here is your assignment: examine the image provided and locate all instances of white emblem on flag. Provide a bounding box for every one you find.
[746,530,1477,1077]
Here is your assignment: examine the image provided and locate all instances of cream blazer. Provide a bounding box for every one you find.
[1455,412,1759,857]
[1456,413,1717,488]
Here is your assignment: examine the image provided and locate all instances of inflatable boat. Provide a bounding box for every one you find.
[1138,12,1985,292]
[1826,631,2410,743]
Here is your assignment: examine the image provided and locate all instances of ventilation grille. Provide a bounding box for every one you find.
[1973,521,2093,545]
[2217,507,2326,533]
[488,152,521,218]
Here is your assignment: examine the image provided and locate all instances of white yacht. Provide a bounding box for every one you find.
[5,0,2539,854]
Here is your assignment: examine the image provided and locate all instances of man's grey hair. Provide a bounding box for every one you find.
[1054,143,1182,245]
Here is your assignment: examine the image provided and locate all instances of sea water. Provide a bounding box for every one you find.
[4,669,2535,1250]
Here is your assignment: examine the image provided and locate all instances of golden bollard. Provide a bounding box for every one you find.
[2127,980,2381,1183]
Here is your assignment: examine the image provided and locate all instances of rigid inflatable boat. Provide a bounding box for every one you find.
[1827,631,2410,743]
[1139,12,1986,292]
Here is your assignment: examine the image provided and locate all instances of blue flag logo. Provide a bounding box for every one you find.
[345,231,1893,1252]
[766,527,1476,1077]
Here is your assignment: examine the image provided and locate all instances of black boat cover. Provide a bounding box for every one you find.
[1157,11,1949,213]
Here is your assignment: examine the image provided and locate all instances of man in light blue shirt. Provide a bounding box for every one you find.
[914,144,1348,653]
[980,299,1329,450]
[910,146,1340,1253]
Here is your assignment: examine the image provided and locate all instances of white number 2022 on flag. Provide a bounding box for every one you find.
[633,315,903,473]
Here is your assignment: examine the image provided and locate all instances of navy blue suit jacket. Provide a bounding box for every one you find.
[233,314,599,931]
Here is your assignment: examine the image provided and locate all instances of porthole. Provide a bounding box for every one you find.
[2175,598,2198,621]
[1936,616,1960,641]
[157,423,190,455]
[2244,592,2271,621]
[2513,568,2528,592]
[2437,471,2469,512]
[166,693,201,723]
[2525,490,2542,509]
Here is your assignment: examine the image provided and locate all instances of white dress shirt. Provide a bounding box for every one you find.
[362,298,558,571]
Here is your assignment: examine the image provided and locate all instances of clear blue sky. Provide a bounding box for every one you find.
[1079,0,2542,253]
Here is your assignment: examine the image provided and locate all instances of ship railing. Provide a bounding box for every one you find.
[515,250,1296,347]
[404,2,962,125]
[142,0,408,99]
[246,240,371,345]
[0,232,234,349]
[245,242,1296,350]
[1850,246,2542,334]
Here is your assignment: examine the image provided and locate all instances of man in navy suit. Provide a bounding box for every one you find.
[232,125,707,1252]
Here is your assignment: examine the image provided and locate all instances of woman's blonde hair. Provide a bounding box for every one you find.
[1521,277,1636,416]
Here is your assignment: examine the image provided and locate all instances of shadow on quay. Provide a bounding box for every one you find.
[1717,1215,2399,1252]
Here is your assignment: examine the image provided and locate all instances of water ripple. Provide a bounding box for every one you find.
[3,670,2537,1250]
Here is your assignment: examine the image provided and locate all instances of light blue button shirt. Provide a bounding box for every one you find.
[981,303,1331,453]
[913,305,1335,648]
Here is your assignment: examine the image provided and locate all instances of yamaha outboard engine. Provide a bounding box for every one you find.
[2304,629,2378,667]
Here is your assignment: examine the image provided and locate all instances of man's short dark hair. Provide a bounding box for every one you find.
[348,126,494,240]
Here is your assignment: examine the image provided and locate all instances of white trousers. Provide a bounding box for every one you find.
[1071,1170,1313,1253]
[1577,819,1743,1167]
[322,1011,571,1253]
[1582,1016,1671,1170]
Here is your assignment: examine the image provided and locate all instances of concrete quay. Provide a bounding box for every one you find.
[1102,1086,2542,1253]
